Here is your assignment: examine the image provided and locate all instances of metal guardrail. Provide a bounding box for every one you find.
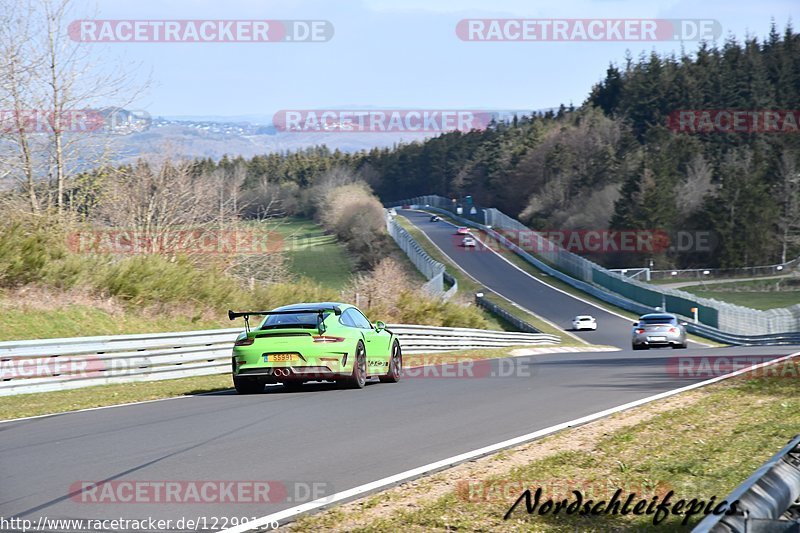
[386,211,457,300]
[475,294,543,334]
[442,272,459,301]
[393,324,559,353]
[394,203,800,346]
[0,325,560,396]
[693,434,800,532]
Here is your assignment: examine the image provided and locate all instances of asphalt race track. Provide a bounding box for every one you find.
[400,209,653,349]
[2,212,798,528]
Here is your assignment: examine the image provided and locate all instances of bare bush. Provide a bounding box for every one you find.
[95,159,218,254]
[517,108,624,227]
[225,250,291,288]
[676,154,715,217]
[777,150,800,263]
[558,183,622,229]
[341,258,409,320]
[316,178,388,267]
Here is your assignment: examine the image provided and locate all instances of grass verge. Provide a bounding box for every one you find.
[289,355,800,532]
[272,218,355,289]
[0,300,231,342]
[685,290,800,310]
[680,278,800,310]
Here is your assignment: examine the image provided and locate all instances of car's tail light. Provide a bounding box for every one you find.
[234,337,254,347]
[313,336,345,343]
[635,328,645,334]
[668,327,678,333]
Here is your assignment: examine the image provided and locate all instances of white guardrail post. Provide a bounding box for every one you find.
[0,325,560,396]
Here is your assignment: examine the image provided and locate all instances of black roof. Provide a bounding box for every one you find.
[271,302,348,312]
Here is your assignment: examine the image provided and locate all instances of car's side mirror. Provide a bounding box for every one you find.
[374,321,386,332]
[632,322,639,326]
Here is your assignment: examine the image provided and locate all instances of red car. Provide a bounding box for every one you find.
[456,227,470,235]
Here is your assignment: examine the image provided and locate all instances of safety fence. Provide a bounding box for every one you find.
[693,434,800,532]
[0,325,560,396]
[396,196,800,338]
[652,257,800,281]
[386,211,457,300]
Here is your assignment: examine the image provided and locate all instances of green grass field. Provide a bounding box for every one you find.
[273,218,355,289]
[681,278,800,310]
[0,303,229,342]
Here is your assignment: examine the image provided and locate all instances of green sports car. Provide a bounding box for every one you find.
[228,302,402,394]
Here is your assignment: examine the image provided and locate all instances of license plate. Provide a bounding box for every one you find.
[264,353,298,362]
[649,336,666,342]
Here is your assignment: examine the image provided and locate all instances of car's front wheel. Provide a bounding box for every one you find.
[380,340,402,383]
[343,341,367,389]
[233,376,264,394]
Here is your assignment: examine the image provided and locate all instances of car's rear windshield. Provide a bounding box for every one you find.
[640,316,676,325]
[260,311,331,329]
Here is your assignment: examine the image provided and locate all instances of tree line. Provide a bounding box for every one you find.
[3,12,798,270]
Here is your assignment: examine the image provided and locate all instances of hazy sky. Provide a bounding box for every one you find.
[71,0,798,118]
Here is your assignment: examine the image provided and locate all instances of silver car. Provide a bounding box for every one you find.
[632,313,687,350]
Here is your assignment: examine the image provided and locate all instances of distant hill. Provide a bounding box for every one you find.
[106,117,432,162]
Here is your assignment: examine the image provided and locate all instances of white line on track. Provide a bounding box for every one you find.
[219,349,800,532]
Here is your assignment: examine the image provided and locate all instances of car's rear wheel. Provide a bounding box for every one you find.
[632,344,647,351]
[379,340,402,383]
[672,342,688,349]
[233,376,264,394]
[344,341,367,389]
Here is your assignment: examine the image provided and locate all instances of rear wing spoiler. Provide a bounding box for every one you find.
[227,307,342,333]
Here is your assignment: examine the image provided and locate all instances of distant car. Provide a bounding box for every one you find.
[430,215,441,222]
[632,313,687,350]
[462,236,477,247]
[572,315,597,331]
[456,227,470,235]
